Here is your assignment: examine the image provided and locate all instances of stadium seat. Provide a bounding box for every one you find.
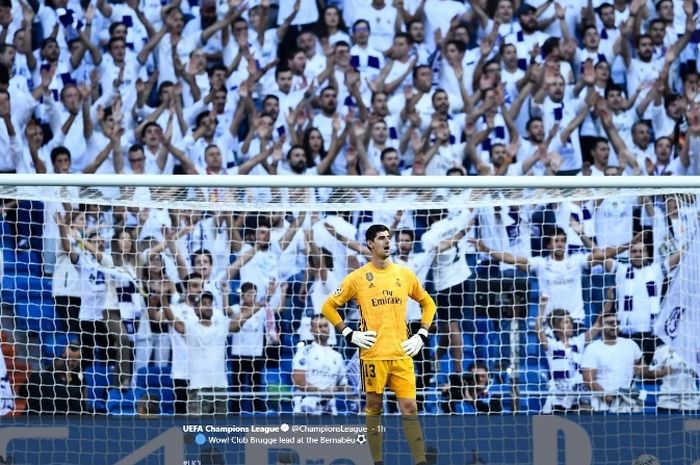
[14,302,57,333]
[106,387,145,415]
[40,332,75,362]
[1,275,53,304]
[134,364,174,390]
[84,363,116,413]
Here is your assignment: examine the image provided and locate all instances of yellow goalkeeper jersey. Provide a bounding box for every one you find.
[322,261,436,360]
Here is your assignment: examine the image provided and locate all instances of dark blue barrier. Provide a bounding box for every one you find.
[0,415,698,464]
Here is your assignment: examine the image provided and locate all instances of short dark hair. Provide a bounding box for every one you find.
[128,143,145,154]
[190,249,212,267]
[590,137,609,152]
[394,32,413,44]
[286,144,306,159]
[445,39,466,53]
[605,84,625,98]
[107,36,126,50]
[240,282,257,293]
[654,136,673,148]
[195,110,210,128]
[397,229,414,241]
[140,121,161,139]
[352,19,370,33]
[108,21,126,35]
[526,116,543,132]
[545,226,568,243]
[275,65,292,79]
[207,63,227,76]
[380,147,397,161]
[185,272,204,286]
[365,224,390,242]
[263,94,279,105]
[50,146,71,164]
[412,64,431,80]
[370,91,387,104]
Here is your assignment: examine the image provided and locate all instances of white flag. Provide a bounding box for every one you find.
[654,215,700,375]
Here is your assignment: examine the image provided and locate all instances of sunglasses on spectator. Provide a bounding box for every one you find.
[129,157,145,163]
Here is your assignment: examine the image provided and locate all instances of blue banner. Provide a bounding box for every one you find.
[0,415,699,464]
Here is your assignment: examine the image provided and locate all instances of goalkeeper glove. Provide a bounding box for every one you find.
[342,327,377,349]
[402,328,429,357]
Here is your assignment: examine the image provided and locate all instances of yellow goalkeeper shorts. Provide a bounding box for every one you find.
[360,358,416,399]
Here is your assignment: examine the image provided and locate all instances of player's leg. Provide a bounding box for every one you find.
[365,391,385,465]
[361,359,388,465]
[391,359,427,465]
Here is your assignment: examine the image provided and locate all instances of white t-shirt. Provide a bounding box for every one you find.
[355,4,398,52]
[229,304,266,357]
[650,344,700,411]
[303,274,340,344]
[292,342,347,415]
[581,338,642,411]
[395,251,436,321]
[529,254,589,321]
[239,243,283,302]
[169,301,197,380]
[421,213,473,291]
[594,196,635,249]
[478,206,531,271]
[77,252,111,321]
[186,316,230,390]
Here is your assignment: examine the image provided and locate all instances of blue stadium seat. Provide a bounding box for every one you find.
[40,332,78,361]
[2,274,53,304]
[85,362,116,413]
[14,302,57,333]
[107,387,145,415]
[10,250,43,276]
[135,364,174,390]
[106,386,174,415]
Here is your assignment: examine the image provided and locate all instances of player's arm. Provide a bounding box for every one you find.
[402,271,436,357]
[321,274,377,349]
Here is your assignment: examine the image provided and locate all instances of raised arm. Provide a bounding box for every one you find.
[471,238,530,272]
[82,138,117,174]
[137,27,167,65]
[56,213,79,264]
[534,294,550,351]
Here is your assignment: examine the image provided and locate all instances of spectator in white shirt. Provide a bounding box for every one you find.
[535,294,603,413]
[164,290,235,415]
[610,233,681,364]
[649,343,700,413]
[473,226,636,324]
[292,315,350,415]
[581,312,667,412]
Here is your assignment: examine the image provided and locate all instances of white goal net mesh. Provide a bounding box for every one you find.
[0,177,699,462]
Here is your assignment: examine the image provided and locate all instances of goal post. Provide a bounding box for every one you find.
[0,175,699,462]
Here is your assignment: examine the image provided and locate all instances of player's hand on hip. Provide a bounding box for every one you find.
[342,328,377,349]
[402,328,429,357]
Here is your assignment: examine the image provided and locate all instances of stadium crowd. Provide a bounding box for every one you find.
[0,0,699,416]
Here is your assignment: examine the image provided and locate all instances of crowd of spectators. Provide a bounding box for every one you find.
[0,0,699,415]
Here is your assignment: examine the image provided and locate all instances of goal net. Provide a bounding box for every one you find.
[1,175,699,465]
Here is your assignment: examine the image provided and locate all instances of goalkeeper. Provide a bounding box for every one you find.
[322,224,436,465]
